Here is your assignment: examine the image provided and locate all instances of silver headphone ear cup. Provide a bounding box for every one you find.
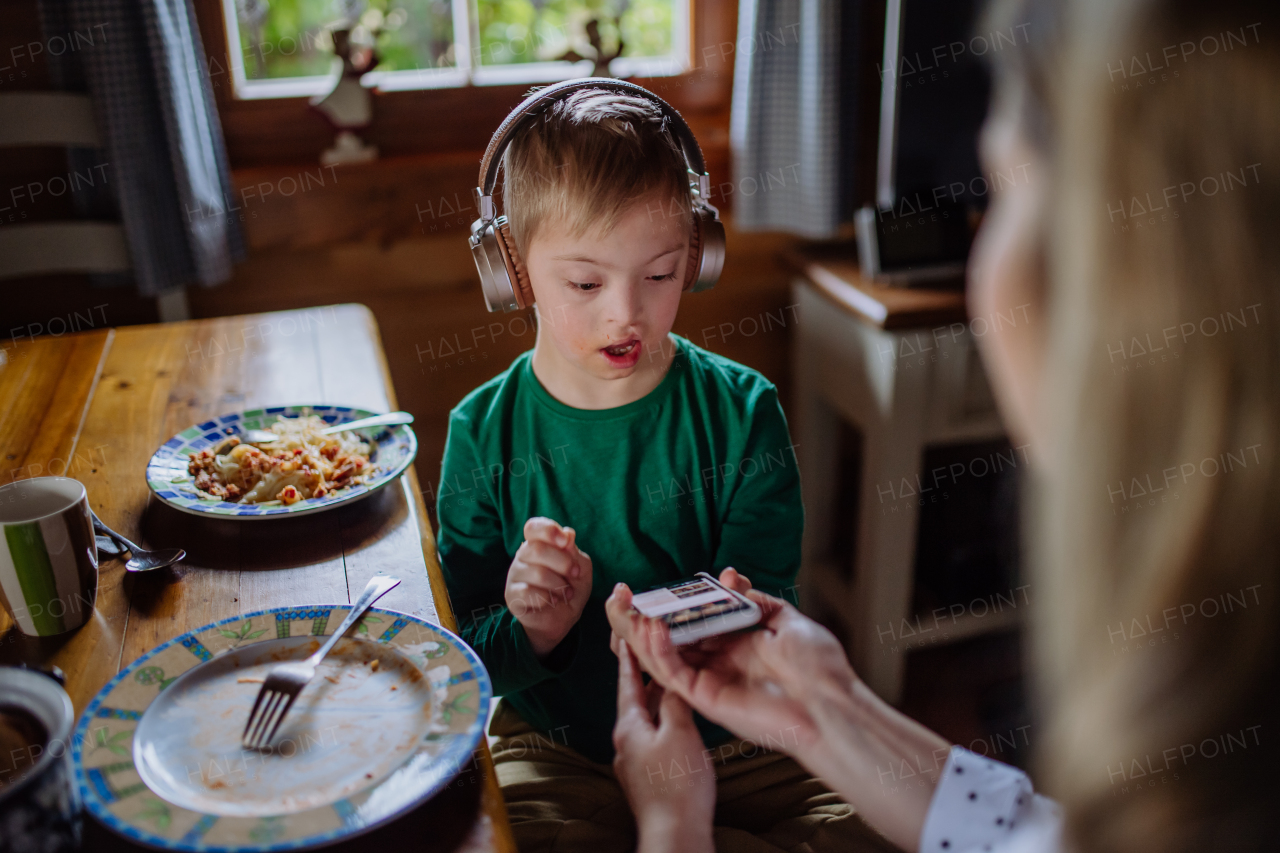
[689,209,725,293]
[470,217,520,312]
[495,221,534,310]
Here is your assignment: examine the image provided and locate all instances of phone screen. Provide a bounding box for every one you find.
[631,577,753,629]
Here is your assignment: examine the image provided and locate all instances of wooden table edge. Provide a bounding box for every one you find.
[71,327,115,466]
[367,306,517,853]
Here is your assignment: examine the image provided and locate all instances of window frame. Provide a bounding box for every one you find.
[194,0,736,168]
[219,0,691,100]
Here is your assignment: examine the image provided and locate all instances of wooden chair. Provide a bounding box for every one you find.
[0,93,130,276]
[0,93,189,321]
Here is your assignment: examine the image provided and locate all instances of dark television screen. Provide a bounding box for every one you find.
[878,0,993,218]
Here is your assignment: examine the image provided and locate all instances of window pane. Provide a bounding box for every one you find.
[475,0,675,67]
[234,0,334,79]
[367,1,458,71]
[231,0,456,81]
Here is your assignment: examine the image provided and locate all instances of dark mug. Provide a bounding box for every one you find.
[0,666,81,852]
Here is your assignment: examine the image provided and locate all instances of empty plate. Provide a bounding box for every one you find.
[73,605,490,851]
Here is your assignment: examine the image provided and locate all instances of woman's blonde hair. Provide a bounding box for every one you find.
[500,88,693,256]
[988,0,1280,848]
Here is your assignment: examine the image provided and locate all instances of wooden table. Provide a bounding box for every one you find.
[0,304,515,853]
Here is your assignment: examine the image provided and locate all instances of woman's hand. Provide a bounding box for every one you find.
[612,640,716,853]
[606,569,844,756]
[607,569,952,852]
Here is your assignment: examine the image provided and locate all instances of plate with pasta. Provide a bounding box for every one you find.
[145,405,417,518]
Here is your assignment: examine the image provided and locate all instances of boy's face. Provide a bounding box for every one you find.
[525,193,689,379]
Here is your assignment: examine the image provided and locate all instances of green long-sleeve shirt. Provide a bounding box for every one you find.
[436,335,802,763]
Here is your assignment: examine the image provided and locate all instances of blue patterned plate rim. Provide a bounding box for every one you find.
[71,604,491,852]
[145,405,417,520]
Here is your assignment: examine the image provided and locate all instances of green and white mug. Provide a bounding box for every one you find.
[0,478,98,636]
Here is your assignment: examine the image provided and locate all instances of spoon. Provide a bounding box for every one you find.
[233,411,414,446]
[90,510,186,573]
[96,535,123,556]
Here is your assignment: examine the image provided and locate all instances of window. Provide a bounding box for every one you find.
[222,0,689,99]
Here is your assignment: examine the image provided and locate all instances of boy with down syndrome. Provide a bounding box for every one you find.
[437,83,893,852]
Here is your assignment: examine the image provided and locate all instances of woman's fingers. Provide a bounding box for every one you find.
[656,685,696,735]
[608,580,834,756]
[745,588,788,621]
[632,627,706,732]
[605,583,640,644]
[644,678,665,718]
[738,603,858,696]
[614,642,654,743]
[623,612,661,669]
[608,580,804,720]
[614,604,819,752]
[608,582,633,605]
[616,641,643,711]
[634,616,700,697]
[718,567,753,594]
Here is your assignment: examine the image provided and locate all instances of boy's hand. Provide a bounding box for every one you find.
[506,517,593,659]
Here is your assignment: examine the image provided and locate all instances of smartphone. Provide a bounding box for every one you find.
[630,572,762,646]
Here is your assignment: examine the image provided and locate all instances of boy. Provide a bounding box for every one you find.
[438,88,890,852]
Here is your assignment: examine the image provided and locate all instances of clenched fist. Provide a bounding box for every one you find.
[506,517,593,658]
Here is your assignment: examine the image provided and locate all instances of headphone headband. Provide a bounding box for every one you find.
[475,77,710,220]
[468,76,725,313]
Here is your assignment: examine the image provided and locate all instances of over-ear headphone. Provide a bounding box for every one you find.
[469,77,726,313]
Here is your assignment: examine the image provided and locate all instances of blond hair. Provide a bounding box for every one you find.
[987,0,1280,849]
[500,88,693,256]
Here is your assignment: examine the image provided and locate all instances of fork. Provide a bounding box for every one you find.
[239,412,414,445]
[241,575,402,750]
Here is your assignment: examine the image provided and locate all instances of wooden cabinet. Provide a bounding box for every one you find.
[788,245,1023,703]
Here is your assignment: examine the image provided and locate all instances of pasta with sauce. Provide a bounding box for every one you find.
[187,416,376,504]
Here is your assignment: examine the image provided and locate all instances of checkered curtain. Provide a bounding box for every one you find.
[40,0,244,296]
[730,0,843,238]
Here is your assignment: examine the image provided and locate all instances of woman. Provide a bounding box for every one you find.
[607,0,1280,850]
